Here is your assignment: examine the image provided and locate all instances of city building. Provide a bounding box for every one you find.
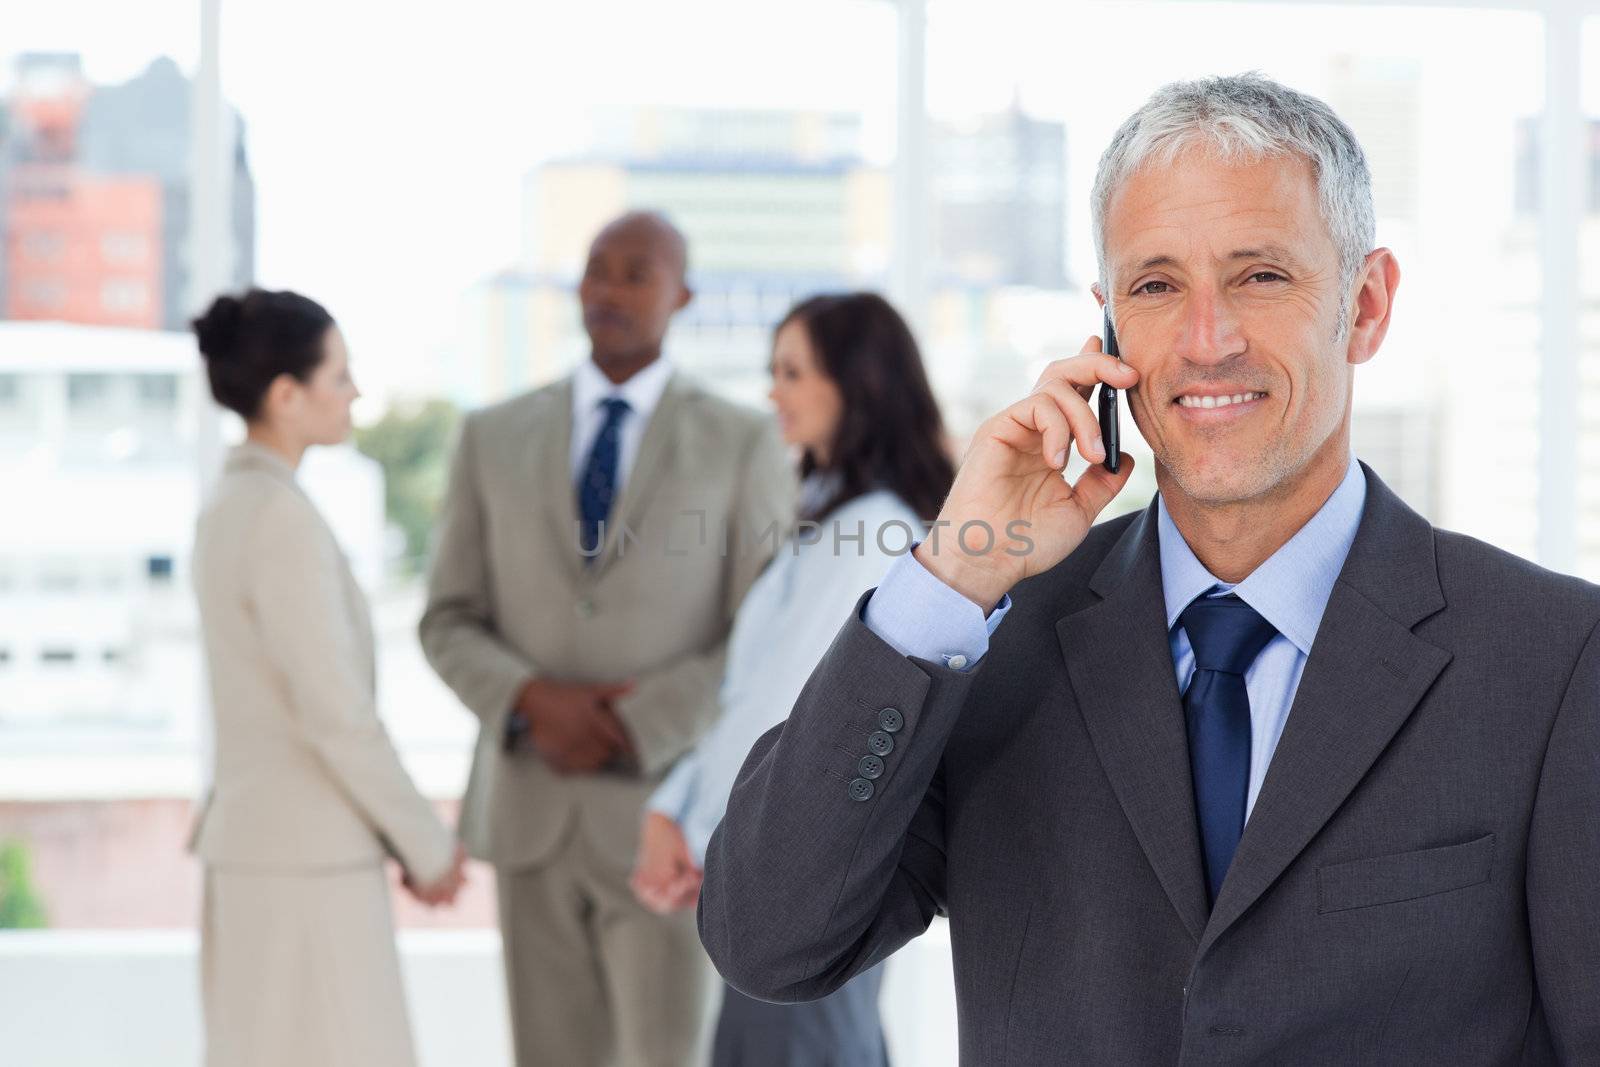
[452,109,885,409]
[0,320,391,744]
[0,53,255,331]
[452,105,1074,420]
[931,103,1068,289]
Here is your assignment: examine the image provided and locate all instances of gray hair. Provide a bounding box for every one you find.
[1091,73,1374,324]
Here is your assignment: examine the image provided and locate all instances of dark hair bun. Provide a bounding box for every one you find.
[190,288,335,420]
[192,294,245,362]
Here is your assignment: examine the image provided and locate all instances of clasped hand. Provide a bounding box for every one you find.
[512,677,637,774]
[630,811,702,914]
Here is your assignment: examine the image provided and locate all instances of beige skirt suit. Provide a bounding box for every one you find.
[190,442,455,1067]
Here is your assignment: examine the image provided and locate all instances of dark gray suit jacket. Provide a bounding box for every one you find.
[699,467,1600,1065]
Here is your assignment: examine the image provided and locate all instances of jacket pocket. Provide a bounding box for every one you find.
[1316,833,1495,914]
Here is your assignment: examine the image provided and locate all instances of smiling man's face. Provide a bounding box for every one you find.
[1102,146,1368,509]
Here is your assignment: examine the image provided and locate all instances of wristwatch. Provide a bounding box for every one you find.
[503,709,530,753]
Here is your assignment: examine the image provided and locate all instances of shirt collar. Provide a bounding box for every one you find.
[1157,456,1367,656]
[572,355,674,423]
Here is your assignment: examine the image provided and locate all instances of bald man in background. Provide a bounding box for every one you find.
[421,212,796,1066]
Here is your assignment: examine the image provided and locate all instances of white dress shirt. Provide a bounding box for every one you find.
[569,355,674,494]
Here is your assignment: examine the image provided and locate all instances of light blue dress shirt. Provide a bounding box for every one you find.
[864,458,1367,821]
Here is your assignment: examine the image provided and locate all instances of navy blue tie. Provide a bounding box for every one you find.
[577,397,631,562]
[1179,593,1278,906]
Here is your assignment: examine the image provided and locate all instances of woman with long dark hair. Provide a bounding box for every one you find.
[189,288,466,1067]
[632,291,953,1065]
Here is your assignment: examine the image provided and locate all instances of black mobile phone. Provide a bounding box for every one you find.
[1099,309,1121,474]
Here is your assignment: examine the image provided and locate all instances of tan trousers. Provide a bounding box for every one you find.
[201,863,418,1067]
[497,826,711,1067]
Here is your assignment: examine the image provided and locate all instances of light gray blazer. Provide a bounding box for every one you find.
[701,467,1600,1065]
[420,371,796,871]
[190,442,454,884]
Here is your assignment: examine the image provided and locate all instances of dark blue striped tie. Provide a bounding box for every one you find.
[577,397,630,563]
[1179,592,1278,906]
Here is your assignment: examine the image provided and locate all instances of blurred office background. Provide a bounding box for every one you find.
[0,1,1597,1063]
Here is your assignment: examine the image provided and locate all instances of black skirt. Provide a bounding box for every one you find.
[711,965,890,1067]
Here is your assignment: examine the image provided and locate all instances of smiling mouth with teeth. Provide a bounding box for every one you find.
[1176,392,1267,410]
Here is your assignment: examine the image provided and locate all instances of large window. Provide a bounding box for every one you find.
[1578,13,1600,573]
[1,5,1595,1066]
[925,1,1555,557]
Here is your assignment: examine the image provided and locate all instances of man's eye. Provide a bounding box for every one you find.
[1134,280,1172,296]
[1248,271,1286,283]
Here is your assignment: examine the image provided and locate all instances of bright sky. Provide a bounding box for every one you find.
[1,1,1593,408]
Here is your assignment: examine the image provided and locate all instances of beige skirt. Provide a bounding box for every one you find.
[201,863,418,1067]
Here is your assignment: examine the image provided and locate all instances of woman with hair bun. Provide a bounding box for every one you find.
[188,288,466,1067]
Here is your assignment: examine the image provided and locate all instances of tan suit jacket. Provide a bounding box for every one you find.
[420,371,796,870]
[190,442,454,885]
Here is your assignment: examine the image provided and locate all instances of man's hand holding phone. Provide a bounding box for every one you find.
[914,336,1138,610]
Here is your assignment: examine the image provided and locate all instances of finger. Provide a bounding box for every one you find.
[589,708,630,751]
[635,882,673,914]
[1072,334,1105,402]
[1030,334,1102,392]
[1000,385,1103,469]
[629,869,662,899]
[1065,452,1137,526]
[1032,379,1107,465]
[989,392,1074,470]
[663,877,695,911]
[672,871,705,909]
[584,738,619,769]
[1032,348,1138,397]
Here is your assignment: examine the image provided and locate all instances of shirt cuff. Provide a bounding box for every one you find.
[685,820,713,868]
[646,753,698,822]
[862,547,1011,671]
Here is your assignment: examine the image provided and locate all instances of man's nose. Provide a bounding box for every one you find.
[1173,288,1245,366]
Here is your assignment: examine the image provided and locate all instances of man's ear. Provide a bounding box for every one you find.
[675,284,693,312]
[1346,248,1399,367]
[1091,282,1106,309]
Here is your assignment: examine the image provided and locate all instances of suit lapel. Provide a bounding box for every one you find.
[1197,467,1451,956]
[535,378,583,584]
[1058,502,1212,944]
